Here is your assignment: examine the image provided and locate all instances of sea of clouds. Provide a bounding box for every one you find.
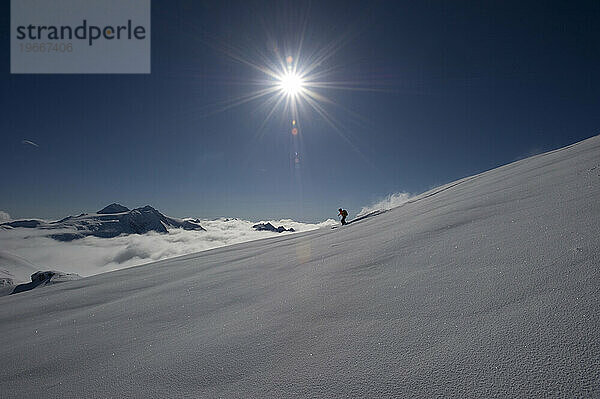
[0,217,336,282]
[1,193,412,283]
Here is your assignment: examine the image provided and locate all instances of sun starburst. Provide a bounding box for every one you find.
[278,71,304,96]
[197,28,363,135]
[194,20,390,172]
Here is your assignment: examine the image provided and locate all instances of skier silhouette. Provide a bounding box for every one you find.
[338,208,348,225]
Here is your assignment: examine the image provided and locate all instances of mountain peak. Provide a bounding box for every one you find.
[97,203,130,214]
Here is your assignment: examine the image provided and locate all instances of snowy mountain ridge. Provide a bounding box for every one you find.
[0,203,205,241]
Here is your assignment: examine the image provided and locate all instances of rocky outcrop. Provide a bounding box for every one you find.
[11,270,82,295]
[252,223,295,233]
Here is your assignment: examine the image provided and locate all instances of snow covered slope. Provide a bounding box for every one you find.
[1,136,599,398]
[0,251,39,284]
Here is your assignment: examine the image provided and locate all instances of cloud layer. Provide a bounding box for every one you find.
[0,211,11,223]
[0,217,336,283]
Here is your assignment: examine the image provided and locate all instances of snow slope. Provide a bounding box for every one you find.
[0,250,39,283]
[1,136,599,398]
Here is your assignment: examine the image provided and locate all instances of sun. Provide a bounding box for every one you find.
[278,71,304,96]
[199,31,375,143]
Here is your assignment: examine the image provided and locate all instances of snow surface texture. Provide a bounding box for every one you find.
[1,136,599,398]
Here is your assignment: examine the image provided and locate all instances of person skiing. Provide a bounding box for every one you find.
[338,208,348,225]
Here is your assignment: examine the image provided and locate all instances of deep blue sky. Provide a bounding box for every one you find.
[1,0,599,221]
